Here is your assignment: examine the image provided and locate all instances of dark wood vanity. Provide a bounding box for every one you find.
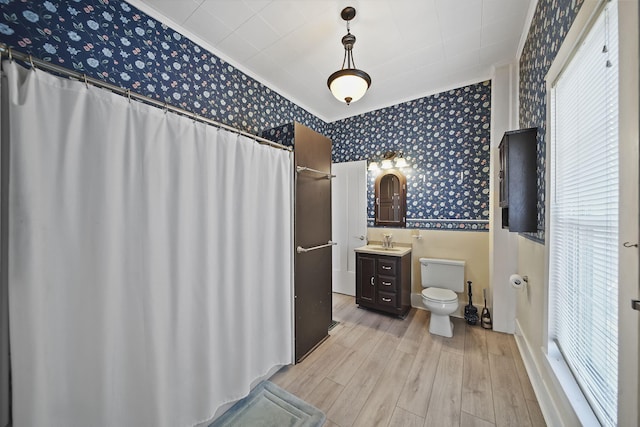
[355,247,411,318]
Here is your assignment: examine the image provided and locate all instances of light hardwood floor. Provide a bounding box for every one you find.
[271,293,546,427]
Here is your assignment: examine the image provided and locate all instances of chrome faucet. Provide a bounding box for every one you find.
[382,233,393,249]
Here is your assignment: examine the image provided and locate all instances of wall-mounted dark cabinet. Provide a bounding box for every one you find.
[499,127,537,232]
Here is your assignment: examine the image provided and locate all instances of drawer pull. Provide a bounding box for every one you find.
[370,277,375,286]
[382,281,391,286]
[382,297,392,302]
[382,266,392,270]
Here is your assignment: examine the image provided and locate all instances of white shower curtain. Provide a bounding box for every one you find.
[3,61,293,426]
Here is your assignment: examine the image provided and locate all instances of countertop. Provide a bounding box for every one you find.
[354,244,412,257]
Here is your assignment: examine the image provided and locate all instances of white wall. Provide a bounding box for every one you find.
[489,63,520,333]
[616,0,639,423]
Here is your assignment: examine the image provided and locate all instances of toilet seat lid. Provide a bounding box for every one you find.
[422,288,457,303]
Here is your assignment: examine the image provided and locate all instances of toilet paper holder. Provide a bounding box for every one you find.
[509,274,529,288]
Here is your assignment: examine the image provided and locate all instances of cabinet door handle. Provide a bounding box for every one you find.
[382,281,391,286]
[382,297,392,302]
[370,277,375,286]
[382,266,391,270]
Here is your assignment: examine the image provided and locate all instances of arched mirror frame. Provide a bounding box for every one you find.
[374,169,407,227]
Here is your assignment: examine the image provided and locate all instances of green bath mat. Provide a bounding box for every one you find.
[210,381,325,427]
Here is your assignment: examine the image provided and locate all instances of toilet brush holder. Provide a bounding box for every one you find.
[464,281,479,325]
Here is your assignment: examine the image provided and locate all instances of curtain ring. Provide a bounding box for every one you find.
[127,89,131,103]
[83,74,89,89]
[28,54,35,71]
[7,47,12,63]
[163,102,168,114]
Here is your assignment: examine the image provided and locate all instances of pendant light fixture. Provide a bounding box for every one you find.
[327,7,371,105]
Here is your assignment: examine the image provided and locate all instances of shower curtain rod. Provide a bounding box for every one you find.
[0,44,292,152]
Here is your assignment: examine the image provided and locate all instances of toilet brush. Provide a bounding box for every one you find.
[481,288,492,329]
[464,281,479,325]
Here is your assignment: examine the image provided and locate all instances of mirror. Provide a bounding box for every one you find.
[375,170,406,227]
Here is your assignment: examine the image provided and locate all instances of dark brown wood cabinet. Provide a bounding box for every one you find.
[499,128,538,232]
[262,122,332,363]
[357,255,376,303]
[356,252,411,317]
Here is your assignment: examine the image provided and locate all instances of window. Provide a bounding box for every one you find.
[548,2,618,426]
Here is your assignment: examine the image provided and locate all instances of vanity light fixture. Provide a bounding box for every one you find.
[368,151,410,171]
[394,156,408,168]
[380,158,394,170]
[327,6,371,105]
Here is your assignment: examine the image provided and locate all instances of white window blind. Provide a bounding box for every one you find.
[549,2,618,426]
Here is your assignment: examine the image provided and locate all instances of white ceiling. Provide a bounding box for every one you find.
[130,0,534,123]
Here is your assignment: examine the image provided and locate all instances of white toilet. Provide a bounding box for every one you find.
[419,258,466,338]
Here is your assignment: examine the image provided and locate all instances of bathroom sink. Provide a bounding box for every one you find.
[370,246,402,252]
[354,244,412,257]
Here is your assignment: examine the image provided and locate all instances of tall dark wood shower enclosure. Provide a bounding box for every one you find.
[262,122,332,362]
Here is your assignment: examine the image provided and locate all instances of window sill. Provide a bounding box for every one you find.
[545,341,601,426]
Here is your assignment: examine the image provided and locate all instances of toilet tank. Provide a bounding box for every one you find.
[419,258,465,292]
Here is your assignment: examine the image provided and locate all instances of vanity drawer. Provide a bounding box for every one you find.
[377,275,396,292]
[377,291,397,308]
[377,259,396,276]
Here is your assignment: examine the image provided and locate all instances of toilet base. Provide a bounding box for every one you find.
[429,313,454,338]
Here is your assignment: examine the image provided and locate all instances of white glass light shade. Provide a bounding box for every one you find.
[327,69,371,105]
[394,157,408,168]
[380,159,394,169]
[368,161,379,171]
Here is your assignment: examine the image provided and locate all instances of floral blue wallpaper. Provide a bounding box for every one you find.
[1,0,493,232]
[260,122,295,148]
[519,0,584,243]
[0,0,326,136]
[329,82,491,231]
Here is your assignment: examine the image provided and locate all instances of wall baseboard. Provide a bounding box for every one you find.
[514,319,563,427]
